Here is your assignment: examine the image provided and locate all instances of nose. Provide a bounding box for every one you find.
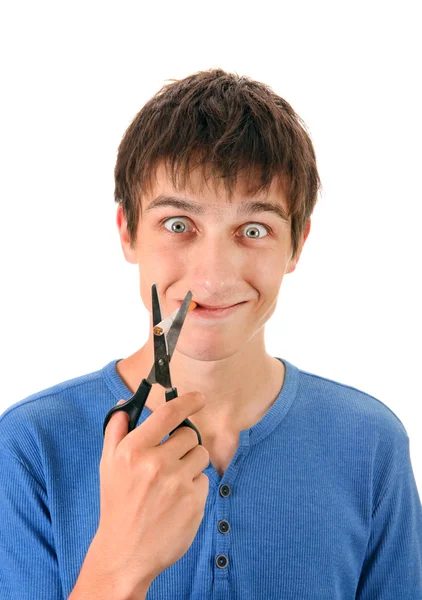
[188,234,244,296]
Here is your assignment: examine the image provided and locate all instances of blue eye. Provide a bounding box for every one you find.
[163,217,192,234]
[162,217,269,238]
[240,223,269,239]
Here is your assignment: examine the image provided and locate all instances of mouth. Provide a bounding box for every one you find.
[189,301,247,319]
[194,302,242,309]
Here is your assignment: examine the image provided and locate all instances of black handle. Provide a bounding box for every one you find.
[103,378,152,436]
[166,387,202,445]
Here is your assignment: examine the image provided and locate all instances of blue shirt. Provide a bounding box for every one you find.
[1,357,421,599]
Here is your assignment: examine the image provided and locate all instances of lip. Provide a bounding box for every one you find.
[196,303,239,309]
[189,301,246,319]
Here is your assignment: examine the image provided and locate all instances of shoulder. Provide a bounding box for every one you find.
[0,360,119,460]
[294,364,409,454]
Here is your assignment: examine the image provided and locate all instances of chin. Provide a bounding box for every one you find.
[175,338,240,362]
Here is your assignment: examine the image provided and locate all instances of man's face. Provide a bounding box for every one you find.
[117,163,310,362]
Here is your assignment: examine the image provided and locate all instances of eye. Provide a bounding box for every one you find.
[163,217,193,234]
[162,217,270,238]
[240,223,269,239]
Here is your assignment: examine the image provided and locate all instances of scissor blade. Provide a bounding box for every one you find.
[151,283,163,327]
[152,330,172,389]
[166,290,193,359]
[146,288,193,385]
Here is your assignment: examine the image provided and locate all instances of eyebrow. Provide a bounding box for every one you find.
[144,194,290,223]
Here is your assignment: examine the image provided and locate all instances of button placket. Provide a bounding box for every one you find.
[215,483,231,571]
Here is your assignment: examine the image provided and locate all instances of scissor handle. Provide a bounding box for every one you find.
[166,387,202,446]
[103,378,152,436]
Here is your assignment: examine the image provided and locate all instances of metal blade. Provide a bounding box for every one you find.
[152,329,172,389]
[151,283,163,326]
[146,287,192,386]
[166,290,193,359]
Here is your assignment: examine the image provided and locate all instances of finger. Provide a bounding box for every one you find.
[126,392,205,450]
[102,399,130,460]
[160,425,201,460]
[179,443,210,478]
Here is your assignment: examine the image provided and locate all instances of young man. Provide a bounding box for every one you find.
[1,69,421,600]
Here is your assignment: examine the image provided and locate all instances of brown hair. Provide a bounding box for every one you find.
[114,68,322,260]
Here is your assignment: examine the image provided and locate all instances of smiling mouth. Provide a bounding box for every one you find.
[170,300,247,324]
[175,300,248,318]
[196,304,236,309]
[193,301,245,309]
[191,302,247,317]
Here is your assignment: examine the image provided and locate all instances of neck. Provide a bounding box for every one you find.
[116,327,285,441]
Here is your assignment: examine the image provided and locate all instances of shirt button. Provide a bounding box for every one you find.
[219,484,231,497]
[218,520,230,534]
[216,554,229,568]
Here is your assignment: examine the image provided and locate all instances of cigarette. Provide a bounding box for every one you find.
[153,301,197,336]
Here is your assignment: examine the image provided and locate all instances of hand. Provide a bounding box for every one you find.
[96,392,210,596]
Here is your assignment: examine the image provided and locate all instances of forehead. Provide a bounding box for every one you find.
[142,161,290,217]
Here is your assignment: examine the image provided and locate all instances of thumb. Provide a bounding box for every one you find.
[103,399,129,458]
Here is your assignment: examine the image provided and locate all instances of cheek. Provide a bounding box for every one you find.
[250,252,286,287]
[152,246,189,275]
[139,277,151,310]
[139,242,183,272]
[137,246,188,303]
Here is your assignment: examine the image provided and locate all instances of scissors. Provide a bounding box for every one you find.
[103,283,202,445]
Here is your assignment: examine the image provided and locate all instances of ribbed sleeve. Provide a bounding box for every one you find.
[0,445,63,599]
[356,434,422,598]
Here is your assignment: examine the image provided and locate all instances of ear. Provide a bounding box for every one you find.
[285,219,311,275]
[116,204,138,264]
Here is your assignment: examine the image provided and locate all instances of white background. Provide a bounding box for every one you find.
[0,2,420,489]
